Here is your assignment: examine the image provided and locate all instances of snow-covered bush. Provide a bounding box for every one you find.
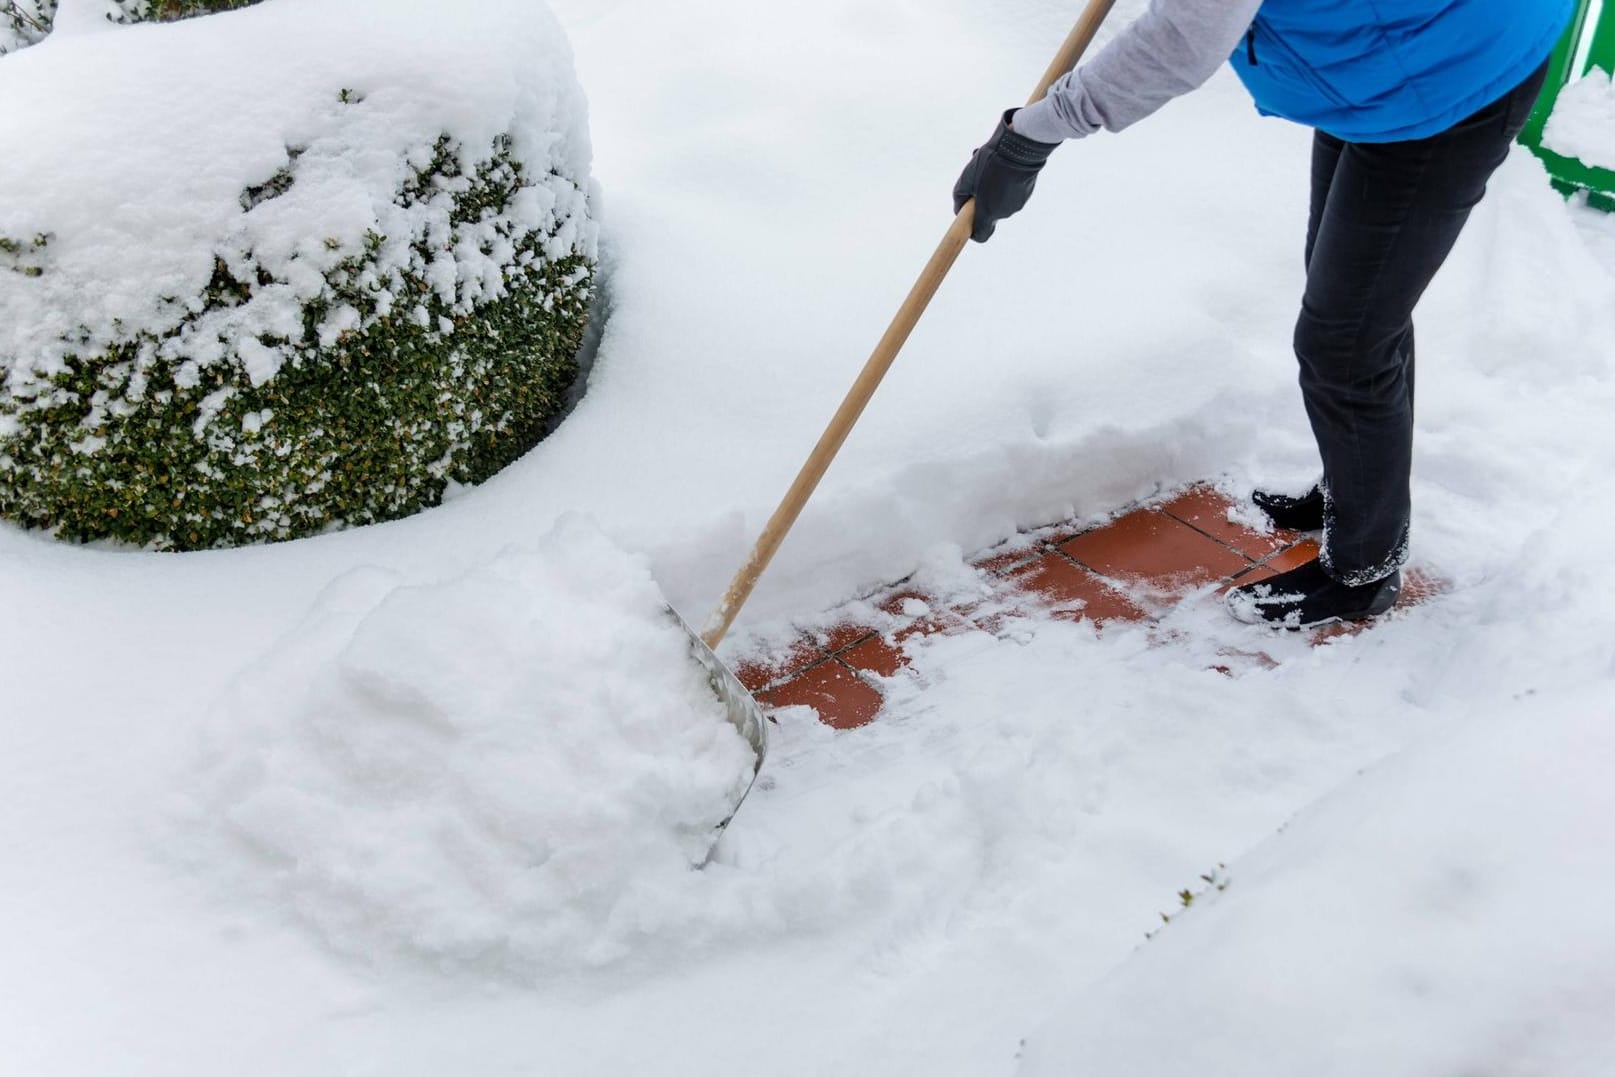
[3,0,263,54]
[122,0,264,19]
[1,0,53,51]
[0,0,596,549]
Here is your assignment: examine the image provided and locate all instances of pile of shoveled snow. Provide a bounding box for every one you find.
[1017,686,1615,1077]
[182,517,758,976]
[1545,68,1615,171]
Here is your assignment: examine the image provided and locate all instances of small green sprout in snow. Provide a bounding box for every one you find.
[1146,865,1231,940]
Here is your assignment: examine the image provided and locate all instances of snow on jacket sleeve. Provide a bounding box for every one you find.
[1011,0,1265,143]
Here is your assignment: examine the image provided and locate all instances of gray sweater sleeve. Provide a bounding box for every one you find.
[1011,0,1265,143]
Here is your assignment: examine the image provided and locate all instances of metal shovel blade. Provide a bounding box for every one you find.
[667,608,769,859]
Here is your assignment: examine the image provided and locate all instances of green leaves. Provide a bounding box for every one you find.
[6,0,267,53]
[121,0,267,25]
[0,231,51,277]
[2,1,55,53]
[1145,865,1231,940]
[0,135,593,550]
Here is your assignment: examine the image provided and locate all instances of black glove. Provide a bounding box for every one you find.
[952,109,1060,243]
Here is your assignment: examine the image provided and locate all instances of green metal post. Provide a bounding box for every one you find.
[1590,0,1615,70]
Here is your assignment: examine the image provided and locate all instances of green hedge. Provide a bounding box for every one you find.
[4,0,265,53]
[0,134,593,550]
[128,0,264,20]
[2,0,54,51]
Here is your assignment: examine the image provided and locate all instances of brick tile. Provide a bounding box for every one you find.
[879,590,972,644]
[732,637,829,693]
[814,620,880,654]
[960,601,1033,637]
[756,660,885,731]
[1402,567,1449,606]
[1059,509,1251,594]
[1312,620,1359,644]
[879,589,936,618]
[1158,485,1293,560]
[839,634,909,678]
[972,539,1048,576]
[1226,538,1322,589]
[975,610,1025,635]
[1213,647,1280,673]
[1004,553,1148,625]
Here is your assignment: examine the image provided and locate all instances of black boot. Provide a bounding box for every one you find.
[1226,558,1401,629]
[1252,485,1325,531]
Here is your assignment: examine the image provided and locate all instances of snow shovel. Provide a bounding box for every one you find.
[688,0,1121,848]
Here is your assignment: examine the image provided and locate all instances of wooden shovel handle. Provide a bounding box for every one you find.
[702,0,1120,649]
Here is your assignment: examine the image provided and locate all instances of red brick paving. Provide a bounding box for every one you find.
[838,634,909,679]
[1004,554,1148,626]
[754,659,885,731]
[1222,537,1322,592]
[1158,486,1298,560]
[733,637,829,693]
[1402,567,1449,606]
[737,485,1444,731]
[878,591,973,644]
[1058,508,1251,596]
[806,620,876,654]
[971,538,1049,576]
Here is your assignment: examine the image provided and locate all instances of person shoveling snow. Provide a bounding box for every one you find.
[954,0,1576,629]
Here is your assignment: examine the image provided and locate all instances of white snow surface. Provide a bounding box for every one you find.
[4,1,1615,1074]
[0,0,593,391]
[181,517,757,977]
[1021,688,1615,1077]
[1545,67,1615,170]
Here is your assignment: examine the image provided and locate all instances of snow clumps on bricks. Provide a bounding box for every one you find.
[0,0,597,549]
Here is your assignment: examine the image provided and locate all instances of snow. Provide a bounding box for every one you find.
[1020,689,1615,1077]
[1545,68,1615,170]
[0,0,593,396]
[3,1,1615,1074]
[178,517,757,977]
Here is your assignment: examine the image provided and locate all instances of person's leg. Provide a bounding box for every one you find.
[1306,130,1345,272]
[1232,61,1548,626]
[1252,132,1345,532]
[1404,321,1416,417]
[1297,61,1548,586]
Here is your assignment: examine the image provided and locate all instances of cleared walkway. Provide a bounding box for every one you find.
[734,485,1442,729]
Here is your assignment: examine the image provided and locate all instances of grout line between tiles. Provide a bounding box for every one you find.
[1157,505,1267,566]
[1240,535,1320,573]
[755,651,836,694]
[1041,545,1167,624]
[827,632,878,657]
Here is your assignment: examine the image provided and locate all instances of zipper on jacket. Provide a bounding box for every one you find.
[1246,29,1258,66]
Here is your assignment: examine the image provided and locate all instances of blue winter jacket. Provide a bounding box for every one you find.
[1229,0,1576,143]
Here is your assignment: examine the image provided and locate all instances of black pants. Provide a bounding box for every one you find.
[1297,61,1550,585]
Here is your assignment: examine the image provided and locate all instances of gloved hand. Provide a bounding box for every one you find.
[952,109,1060,243]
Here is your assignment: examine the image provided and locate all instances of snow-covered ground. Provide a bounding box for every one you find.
[4,1,1615,1074]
